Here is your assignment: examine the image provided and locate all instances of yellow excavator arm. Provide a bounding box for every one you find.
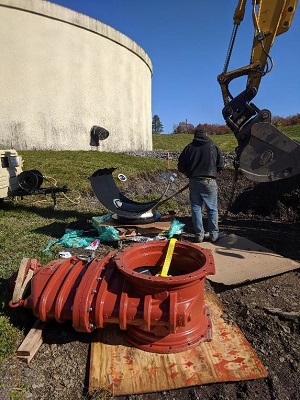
[218,0,300,182]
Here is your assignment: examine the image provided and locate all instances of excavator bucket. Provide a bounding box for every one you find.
[238,122,300,182]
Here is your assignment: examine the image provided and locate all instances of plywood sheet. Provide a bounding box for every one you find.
[89,292,267,396]
[198,234,300,285]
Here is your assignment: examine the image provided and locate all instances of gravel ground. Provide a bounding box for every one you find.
[1,151,299,400]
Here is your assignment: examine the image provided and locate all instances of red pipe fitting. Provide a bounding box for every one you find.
[9,241,215,353]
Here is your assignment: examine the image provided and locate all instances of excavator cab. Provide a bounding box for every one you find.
[218,0,300,182]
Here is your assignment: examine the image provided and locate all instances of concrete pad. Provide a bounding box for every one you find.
[198,234,300,286]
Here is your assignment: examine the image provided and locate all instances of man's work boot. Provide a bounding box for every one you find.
[195,235,204,243]
[211,231,226,243]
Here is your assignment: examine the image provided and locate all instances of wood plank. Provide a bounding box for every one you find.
[17,319,45,362]
[16,336,44,364]
[89,292,267,396]
[92,214,174,236]
[12,258,29,304]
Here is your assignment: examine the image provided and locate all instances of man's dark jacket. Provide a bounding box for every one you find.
[177,133,224,179]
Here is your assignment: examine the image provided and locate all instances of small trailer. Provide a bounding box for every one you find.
[0,149,69,207]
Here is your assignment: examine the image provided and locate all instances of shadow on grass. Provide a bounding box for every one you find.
[0,276,37,331]
[1,276,92,345]
[1,200,97,221]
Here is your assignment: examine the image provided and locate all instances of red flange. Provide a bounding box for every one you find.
[113,241,215,353]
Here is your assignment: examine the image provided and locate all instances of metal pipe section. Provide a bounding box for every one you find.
[9,241,215,353]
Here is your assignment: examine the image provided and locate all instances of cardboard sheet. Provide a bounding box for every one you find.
[199,234,300,285]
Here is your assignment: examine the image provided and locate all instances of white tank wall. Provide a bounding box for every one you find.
[0,0,153,151]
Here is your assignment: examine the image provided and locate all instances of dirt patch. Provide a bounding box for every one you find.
[1,169,300,400]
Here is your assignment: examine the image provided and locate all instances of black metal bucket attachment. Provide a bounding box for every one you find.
[239,122,300,182]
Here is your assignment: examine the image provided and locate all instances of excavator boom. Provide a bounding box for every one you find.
[218,0,300,182]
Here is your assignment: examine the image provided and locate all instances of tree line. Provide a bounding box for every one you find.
[272,113,300,127]
[152,113,300,135]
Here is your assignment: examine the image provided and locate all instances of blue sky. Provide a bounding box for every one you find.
[51,0,299,133]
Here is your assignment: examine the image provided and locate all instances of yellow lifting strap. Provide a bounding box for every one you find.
[159,238,177,277]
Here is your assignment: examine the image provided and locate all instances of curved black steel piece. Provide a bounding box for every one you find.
[89,168,163,218]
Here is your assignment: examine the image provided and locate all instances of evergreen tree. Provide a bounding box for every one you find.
[152,115,164,134]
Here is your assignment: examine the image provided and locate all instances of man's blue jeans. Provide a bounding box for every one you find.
[189,178,219,240]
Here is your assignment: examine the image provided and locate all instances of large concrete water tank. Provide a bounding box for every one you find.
[0,0,153,151]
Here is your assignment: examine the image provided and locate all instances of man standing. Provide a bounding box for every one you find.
[177,126,224,243]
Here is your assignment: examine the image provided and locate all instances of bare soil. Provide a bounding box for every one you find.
[1,169,300,400]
